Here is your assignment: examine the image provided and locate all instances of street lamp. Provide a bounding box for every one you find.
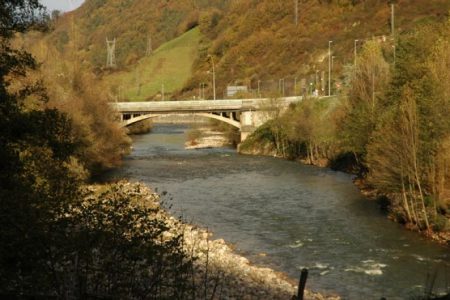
[331,56,336,95]
[315,70,319,96]
[208,55,216,100]
[279,78,285,96]
[257,80,261,98]
[294,76,297,96]
[315,70,318,87]
[392,45,396,67]
[328,40,333,96]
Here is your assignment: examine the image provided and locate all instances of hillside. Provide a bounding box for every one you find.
[183,0,450,99]
[39,0,450,100]
[101,28,200,101]
[47,0,227,68]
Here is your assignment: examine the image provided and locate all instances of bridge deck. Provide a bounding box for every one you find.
[111,97,303,113]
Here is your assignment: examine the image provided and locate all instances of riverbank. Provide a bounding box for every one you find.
[185,127,230,150]
[352,178,450,246]
[238,145,450,246]
[98,180,339,299]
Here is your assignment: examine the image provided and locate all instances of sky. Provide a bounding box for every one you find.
[39,0,85,12]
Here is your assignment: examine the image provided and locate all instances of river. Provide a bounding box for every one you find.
[103,124,450,299]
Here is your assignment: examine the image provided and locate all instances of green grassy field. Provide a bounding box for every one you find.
[104,28,200,101]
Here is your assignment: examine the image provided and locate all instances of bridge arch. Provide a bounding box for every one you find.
[122,113,241,129]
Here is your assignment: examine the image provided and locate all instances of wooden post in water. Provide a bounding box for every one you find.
[297,268,308,300]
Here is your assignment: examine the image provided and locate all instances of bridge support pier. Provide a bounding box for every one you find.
[239,110,265,142]
[240,126,256,142]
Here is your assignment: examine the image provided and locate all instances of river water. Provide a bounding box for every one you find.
[103,124,449,299]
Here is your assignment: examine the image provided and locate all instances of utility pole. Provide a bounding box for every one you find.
[391,2,395,38]
[161,83,165,101]
[106,38,117,68]
[321,71,325,94]
[294,0,298,26]
[315,70,319,96]
[257,80,261,98]
[354,39,359,66]
[146,36,152,56]
[328,40,333,96]
[331,56,336,94]
[208,55,216,100]
[300,78,306,96]
[135,61,140,95]
[392,45,396,67]
[279,78,285,96]
[294,77,297,96]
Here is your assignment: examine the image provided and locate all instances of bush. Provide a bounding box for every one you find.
[432,214,449,232]
[127,119,153,135]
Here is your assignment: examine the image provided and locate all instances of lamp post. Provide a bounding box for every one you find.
[208,55,216,100]
[331,56,336,95]
[257,80,261,98]
[315,70,319,96]
[279,78,285,96]
[391,2,395,38]
[294,76,297,96]
[315,70,318,88]
[392,45,396,67]
[328,40,333,96]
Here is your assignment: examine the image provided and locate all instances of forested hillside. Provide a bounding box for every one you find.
[48,0,228,68]
[39,0,450,100]
[185,0,450,98]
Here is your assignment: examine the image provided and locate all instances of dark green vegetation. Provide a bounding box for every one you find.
[2,0,449,297]
[241,20,450,239]
[0,1,215,298]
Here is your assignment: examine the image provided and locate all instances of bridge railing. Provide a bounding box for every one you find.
[111,96,305,113]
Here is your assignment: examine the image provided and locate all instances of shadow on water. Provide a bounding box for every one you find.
[100,124,450,300]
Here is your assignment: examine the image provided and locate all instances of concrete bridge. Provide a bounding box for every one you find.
[111,97,303,141]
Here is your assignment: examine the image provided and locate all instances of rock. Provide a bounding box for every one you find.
[93,180,340,300]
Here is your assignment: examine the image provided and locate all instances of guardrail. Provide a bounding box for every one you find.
[111,96,305,113]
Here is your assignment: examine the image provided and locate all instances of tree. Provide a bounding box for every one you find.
[0,4,208,297]
[366,20,450,232]
[340,40,391,162]
[0,0,85,295]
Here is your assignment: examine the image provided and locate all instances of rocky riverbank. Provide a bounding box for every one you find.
[185,127,230,150]
[100,181,340,300]
[184,127,449,246]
